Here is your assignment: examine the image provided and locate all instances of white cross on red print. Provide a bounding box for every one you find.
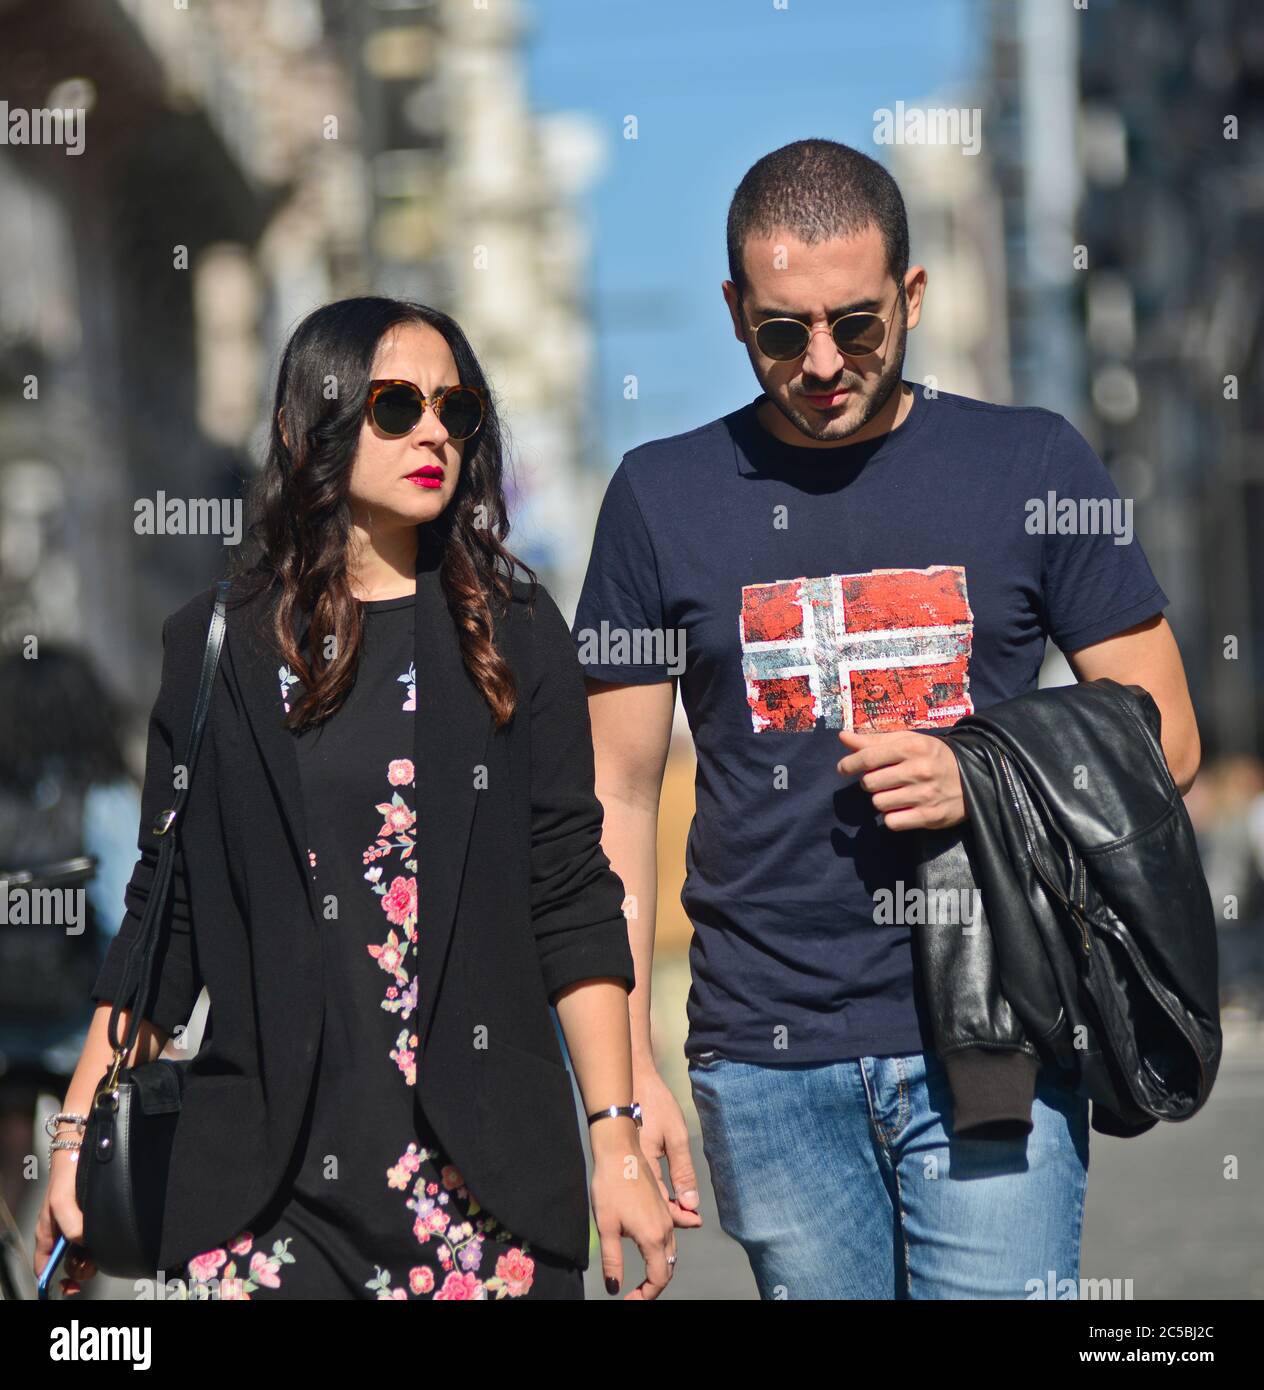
[739,565,975,733]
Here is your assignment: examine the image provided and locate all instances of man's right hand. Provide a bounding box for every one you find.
[634,1064,703,1227]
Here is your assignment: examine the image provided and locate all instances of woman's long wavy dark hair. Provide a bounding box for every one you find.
[230,297,537,732]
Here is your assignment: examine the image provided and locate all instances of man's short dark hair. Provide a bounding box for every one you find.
[726,138,910,306]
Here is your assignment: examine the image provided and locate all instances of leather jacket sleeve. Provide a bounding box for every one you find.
[914,679,1221,1140]
[917,734,1040,1137]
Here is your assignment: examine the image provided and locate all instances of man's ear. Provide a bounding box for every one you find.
[722,280,745,343]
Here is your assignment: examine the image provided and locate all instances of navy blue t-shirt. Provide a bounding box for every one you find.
[571,381,1169,1065]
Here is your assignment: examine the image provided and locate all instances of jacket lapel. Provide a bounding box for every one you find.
[411,562,492,1048]
[226,587,323,937]
[224,555,492,1051]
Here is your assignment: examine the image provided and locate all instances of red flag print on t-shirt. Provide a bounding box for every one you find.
[739,565,975,733]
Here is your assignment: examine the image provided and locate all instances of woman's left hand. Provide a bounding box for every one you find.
[837,727,968,830]
[589,1119,677,1300]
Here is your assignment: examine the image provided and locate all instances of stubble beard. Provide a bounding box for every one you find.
[761,320,909,444]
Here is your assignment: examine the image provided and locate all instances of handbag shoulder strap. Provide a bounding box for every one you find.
[107,579,232,1062]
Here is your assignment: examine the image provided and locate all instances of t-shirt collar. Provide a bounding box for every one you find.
[730,379,930,478]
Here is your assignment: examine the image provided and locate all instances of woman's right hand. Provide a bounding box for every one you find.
[32,1006,170,1293]
[32,1007,165,1295]
[35,1148,97,1295]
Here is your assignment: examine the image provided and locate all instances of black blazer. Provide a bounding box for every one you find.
[91,553,635,1272]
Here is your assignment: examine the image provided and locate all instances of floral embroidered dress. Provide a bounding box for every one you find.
[182,593,582,1300]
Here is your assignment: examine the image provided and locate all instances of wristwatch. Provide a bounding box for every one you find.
[586,1102,643,1129]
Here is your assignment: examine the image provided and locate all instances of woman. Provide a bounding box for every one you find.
[34,296,676,1300]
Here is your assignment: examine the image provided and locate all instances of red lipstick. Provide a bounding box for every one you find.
[405,464,445,489]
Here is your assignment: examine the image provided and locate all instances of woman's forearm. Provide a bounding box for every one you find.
[58,1003,170,1119]
[553,977,640,1159]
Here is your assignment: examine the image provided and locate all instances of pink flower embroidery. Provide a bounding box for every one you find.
[250,1250,283,1288]
[413,1203,450,1244]
[187,1248,227,1282]
[435,1270,484,1300]
[410,1265,435,1295]
[497,1248,535,1297]
[375,801,416,840]
[381,875,417,928]
[387,1142,423,1190]
[187,1231,294,1297]
[388,758,414,787]
[368,928,408,982]
[392,1029,418,1086]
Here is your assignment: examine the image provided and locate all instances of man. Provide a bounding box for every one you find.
[571,138,1199,1299]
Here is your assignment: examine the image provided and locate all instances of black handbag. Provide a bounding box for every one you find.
[75,579,230,1279]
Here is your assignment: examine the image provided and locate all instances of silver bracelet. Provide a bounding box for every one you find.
[586,1102,643,1129]
[49,1137,82,1163]
[44,1112,87,1138]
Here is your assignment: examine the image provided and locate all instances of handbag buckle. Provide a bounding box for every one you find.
[99,1050,125,1098]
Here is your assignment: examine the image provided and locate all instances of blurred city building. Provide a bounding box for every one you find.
[892,108,1013,405]
[0,0,600,743]
[1073,0,1264,759]
[988,0,1264,754]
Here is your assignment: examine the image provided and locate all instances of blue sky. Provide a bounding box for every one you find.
[523,0,983,473]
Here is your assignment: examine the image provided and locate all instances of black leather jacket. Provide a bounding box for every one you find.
[914,678,1222,1140]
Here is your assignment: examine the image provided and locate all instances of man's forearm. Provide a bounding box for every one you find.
[595,791,660,1070]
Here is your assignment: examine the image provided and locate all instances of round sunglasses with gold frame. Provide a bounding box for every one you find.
[745,284,904,362]
[365,380,487,441]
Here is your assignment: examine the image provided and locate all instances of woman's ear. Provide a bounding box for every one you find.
[277,406,291,450]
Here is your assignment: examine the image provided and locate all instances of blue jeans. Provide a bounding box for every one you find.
[687,1048,1089,1299]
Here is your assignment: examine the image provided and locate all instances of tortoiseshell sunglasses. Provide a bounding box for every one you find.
[365,380,487,441]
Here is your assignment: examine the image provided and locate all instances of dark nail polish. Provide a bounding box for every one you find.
[605,1276,619,1295]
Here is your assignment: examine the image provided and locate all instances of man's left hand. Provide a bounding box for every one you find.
[836,728,967,831]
